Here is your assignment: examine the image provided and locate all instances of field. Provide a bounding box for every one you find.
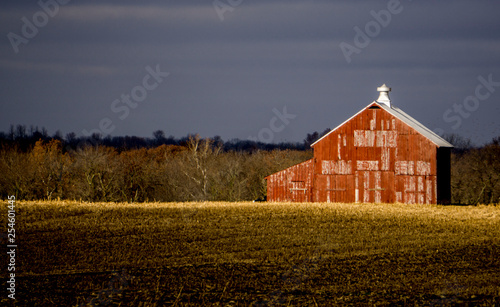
[3,201,500,306]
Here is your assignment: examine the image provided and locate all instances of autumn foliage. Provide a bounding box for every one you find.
[0,136,312,202]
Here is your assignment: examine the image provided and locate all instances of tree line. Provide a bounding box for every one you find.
[448,135,500,205]
[0,125,498,204]
[0,135,312,202]
[0,125,308,153]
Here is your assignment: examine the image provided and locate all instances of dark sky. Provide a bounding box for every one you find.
[1,0,500,145]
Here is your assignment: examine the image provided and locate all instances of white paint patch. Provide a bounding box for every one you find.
[370,110,376,130]
[354,130,397,147]
[381,148,390,171]
[357,160,379,171]
[338,135,342,160]
[404,177,416,192]
[363,172,370,202]
[322,160,352,175]
[408,161,415,175]
[374,172,382,203]
[395,161,416,175]
[291,181,306,192]
[416,161,431,175]
[377,131,398,147]
[397,161,430,175]
[326,176,331,203]
[406,193,416,204]
[396,192,402,203]
[426,179,433,204]
[355,172,359,202]
[395,161,406,175]
[375,172,381,187]
[418,177,424,192]
[418,193,425,204]
[354,130,375,147]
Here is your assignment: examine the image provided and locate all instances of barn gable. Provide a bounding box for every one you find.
[311,101,453,149]
[266,85,453,204]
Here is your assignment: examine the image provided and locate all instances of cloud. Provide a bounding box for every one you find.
[1,0,499,144]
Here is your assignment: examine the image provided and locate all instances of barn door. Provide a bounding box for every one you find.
[314,175,353,203]
[356,171,394,203]
[290,181,311,202]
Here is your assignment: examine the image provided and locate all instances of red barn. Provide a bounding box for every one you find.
[265,84,453,204]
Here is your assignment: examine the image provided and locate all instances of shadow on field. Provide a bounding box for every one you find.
[7,241,500,306]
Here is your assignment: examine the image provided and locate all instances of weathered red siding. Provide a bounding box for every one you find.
[266,102,450,204]
[265,159,314,202]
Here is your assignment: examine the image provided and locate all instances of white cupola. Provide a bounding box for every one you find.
[376,84,391,108]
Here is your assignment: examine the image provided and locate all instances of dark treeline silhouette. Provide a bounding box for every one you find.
[0,125,498,204]
[303,128,332,148]
[0,125,307,153]
[444,134,500,205]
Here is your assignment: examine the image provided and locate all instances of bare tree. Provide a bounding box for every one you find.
[176,135,222,201]
[70,146,121,201]
[0,147,32,199]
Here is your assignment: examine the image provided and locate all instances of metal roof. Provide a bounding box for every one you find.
[378,102,453,148]
[311,101,454,148]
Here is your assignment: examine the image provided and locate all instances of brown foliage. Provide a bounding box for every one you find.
[0,140,70,200]
[451,143,500,204]
[29,140,70,200]
[69,146,121,201]
[0,137,312,202]
[0,146,32,199]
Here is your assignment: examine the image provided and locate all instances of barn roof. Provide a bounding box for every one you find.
[311,101,454,148]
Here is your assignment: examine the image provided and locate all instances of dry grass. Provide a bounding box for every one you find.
[4,201,500,306]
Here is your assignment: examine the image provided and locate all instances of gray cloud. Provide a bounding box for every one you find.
[1,0,499,144]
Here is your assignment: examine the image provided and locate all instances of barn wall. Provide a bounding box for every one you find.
[266,159,314,202]
[312,105,439,204]
[266,103,450,204]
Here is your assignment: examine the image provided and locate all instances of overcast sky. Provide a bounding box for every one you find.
[1,0,499,145]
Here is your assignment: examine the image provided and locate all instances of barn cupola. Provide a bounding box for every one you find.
[376,84,392,108]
